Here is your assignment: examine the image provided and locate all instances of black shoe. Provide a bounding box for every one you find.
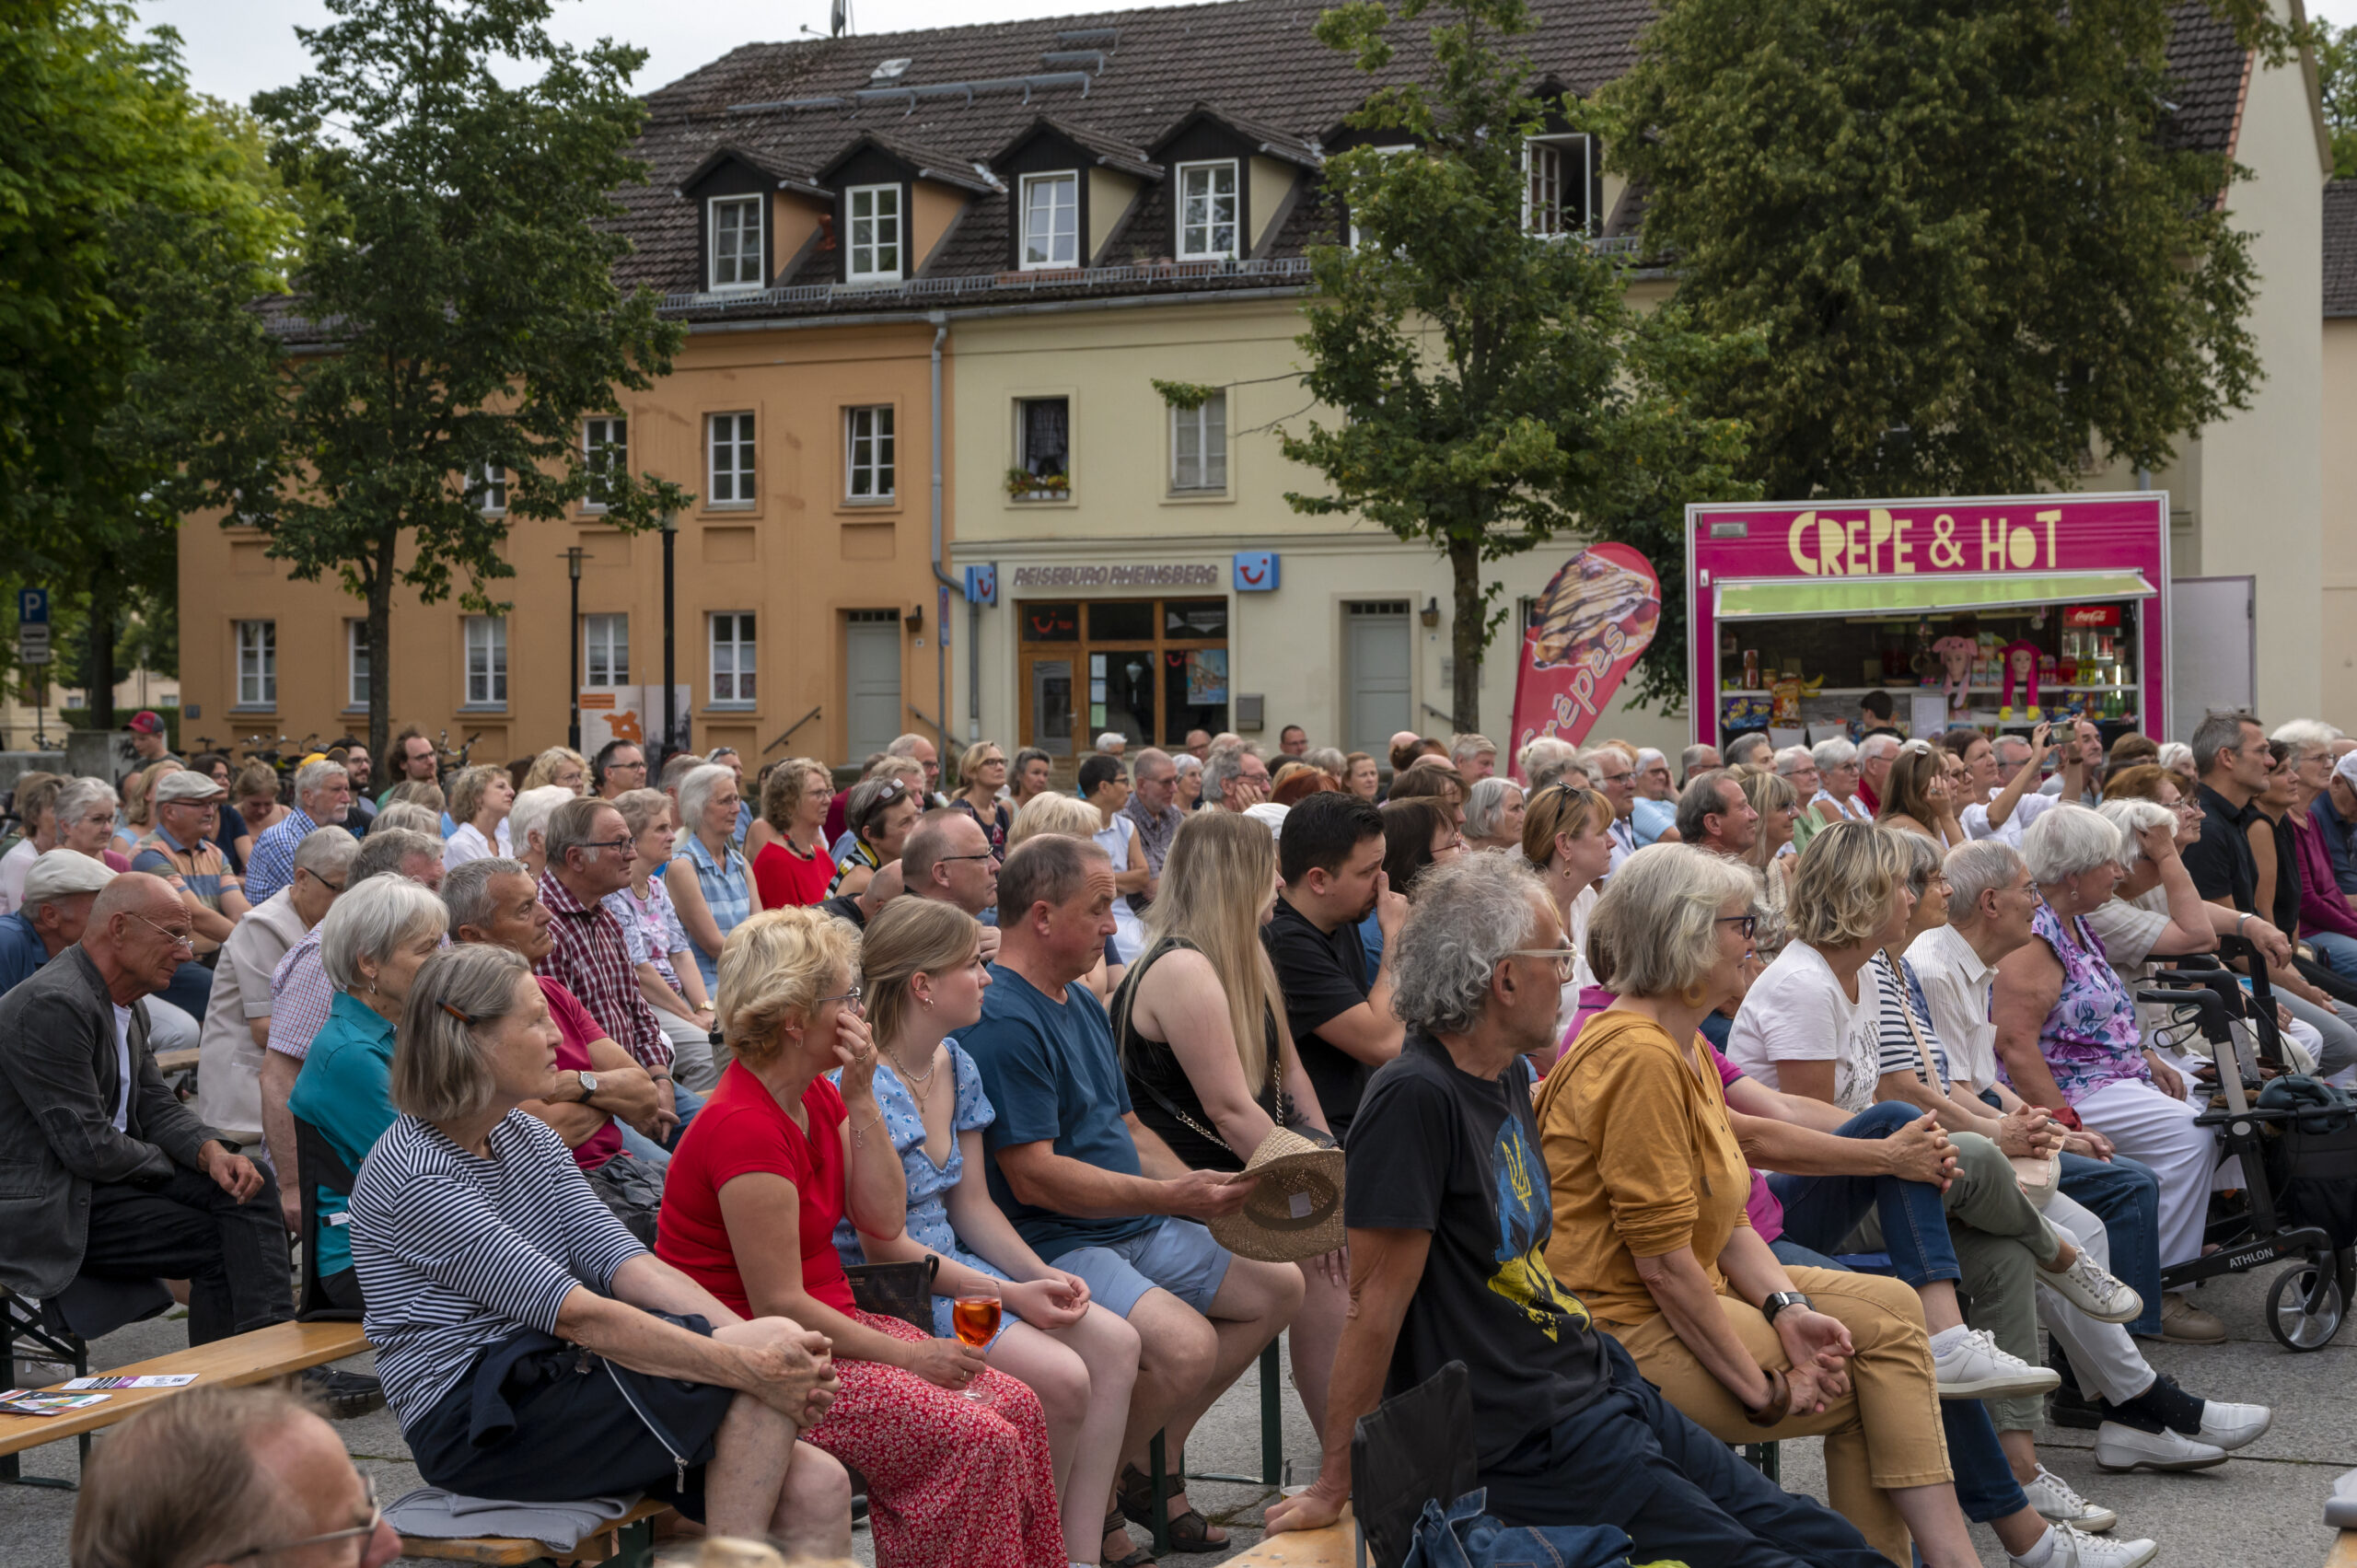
[300,1367,385,1421]
[2045,1343,2101,1430]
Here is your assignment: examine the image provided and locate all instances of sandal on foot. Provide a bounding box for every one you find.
[1103,1509,1155,1568]
[1115,1465,1228,1552]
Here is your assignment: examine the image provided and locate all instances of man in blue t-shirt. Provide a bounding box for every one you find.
[964,833,1300,1557]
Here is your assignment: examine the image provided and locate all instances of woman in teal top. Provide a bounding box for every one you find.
[286,876,448,1306]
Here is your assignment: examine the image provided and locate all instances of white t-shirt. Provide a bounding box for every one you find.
[110,1002,135,1132]
[0,837,36,918]
[1725,940,1882,1112]
[1093,818,1147,965]
[1960,789,2060,849]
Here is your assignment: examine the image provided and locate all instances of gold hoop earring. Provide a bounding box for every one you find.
[1680,981,1709,1007]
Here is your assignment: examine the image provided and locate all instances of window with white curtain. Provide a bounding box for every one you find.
[1177,161,1238,259]
[464,616,507,706]
[1171,391,1227,492]
[584,614,628,689]
[711,613,757,704]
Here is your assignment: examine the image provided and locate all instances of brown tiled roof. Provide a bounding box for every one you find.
[2326,179,2357,318]
[2159,0,2250,157]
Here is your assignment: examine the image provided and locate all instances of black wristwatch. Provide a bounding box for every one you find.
[1761,1290,1811,1326]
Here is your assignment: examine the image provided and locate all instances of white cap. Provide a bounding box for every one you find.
[2334,751,2357,791]
[21,850,116,907]
[1243,801,1292,839]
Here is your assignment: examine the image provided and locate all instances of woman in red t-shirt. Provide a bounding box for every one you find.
[657,908,1063,1568]
[749,759,837,911]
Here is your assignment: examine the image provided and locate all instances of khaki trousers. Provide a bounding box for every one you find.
[1608,1265,1951,1566]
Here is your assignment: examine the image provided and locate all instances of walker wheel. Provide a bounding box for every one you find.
[2267,1259,2346,1351]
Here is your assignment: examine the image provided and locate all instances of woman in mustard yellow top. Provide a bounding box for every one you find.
[1536,844,1974,1568]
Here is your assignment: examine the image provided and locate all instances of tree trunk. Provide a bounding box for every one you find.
[1447,533,1484,735]
[365,522,398,768]
[87,565,118,733]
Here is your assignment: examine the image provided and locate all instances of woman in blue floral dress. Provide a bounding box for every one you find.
[838,898,1144,1568]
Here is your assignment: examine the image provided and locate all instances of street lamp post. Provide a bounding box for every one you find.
[660,512,678,768]
[563,546,589,751]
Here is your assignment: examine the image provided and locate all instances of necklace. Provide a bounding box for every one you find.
[885,1041,941,1088]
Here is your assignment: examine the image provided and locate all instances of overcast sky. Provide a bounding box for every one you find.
[136,0,2357,110]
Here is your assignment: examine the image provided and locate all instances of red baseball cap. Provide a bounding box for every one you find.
[128,711,165,735]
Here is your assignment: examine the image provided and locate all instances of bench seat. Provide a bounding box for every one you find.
[0,1319,369,1458]
[1220,1504,1357,1567]
[397,1497,673,1567]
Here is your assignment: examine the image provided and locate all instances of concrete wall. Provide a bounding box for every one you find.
[2322,315,2357,734]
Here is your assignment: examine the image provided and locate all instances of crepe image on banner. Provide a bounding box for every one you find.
[1508,543,1664,759]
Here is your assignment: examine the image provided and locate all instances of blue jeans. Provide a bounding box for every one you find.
[1766,1101,1963,1287]
[618,1083,705,1170]
[2057,1149,2163,1337]
[1769,1237,2029,1525]
[2308,929,2357,985]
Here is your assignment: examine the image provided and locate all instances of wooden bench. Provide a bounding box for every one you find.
[397,1497,674,1568]
[2326,1527,2357,1567]
[0,1319,370,1461]
[1219,1504,1357,1567]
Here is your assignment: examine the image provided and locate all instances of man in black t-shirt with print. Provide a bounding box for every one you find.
[1263,855,1883,1568]
[1261,792,1403,1143]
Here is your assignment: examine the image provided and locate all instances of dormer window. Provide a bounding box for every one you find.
[1020,172,1078,269]
[708,194,764,289]
[1176,160,1238,260]
[846,184,902,282]
[1524,135,1592,238]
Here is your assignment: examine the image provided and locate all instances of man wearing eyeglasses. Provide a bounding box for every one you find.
[72,1383,402,1568]
[592,739,647,801]
[902,810,1003,962]
[0,873,292,1347]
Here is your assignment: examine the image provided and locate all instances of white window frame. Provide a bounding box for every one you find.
[235,620,276,708]
[845,184,902,282]
[1015,396,1073,494]
[1170,390,1228,493]
[1346,145,1416,250]
[1176,160,1240,261]
[1018,171,1080,269]
[583,613,628,690]
[345,620,369,710]
[583,416,626,511]
[470,462,506,516]
[846,404,896,500]
[706,411,756,506]
[710,613,757,707]
[463,615,508,707]
[1522,134,1593,238]
[708,193,763,291]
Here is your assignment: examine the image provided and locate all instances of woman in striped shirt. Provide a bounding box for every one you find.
[346,942,851,1553]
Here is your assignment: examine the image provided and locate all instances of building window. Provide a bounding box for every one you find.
[470,463,506,515]
[1345,145,1416,250]
[583,416,626,510]
[707,412,755,505]
[1015,397,1071,496]
[1019,171,1078,268]
[846,184,902,282]
[464,615,508,706]
[584,613,628,689]
[1524,136,1591,237]
[709,194,763,290]
[236,620,275,707]
[1177,161,1238,260]
[711,613,757,704]
[847,405,896,499]
[1171,391,1227,492]
[346,620,369,709]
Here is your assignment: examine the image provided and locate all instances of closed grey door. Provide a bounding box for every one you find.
[845,611,902,761]
[2166,576,2251,738]
[1343,600,1412,757]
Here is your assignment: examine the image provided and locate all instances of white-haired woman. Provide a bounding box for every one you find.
[842,898,1142,1568]
[1779,745,1835,853]
[346,942,851,1554]
[1538,844,1983,1567]
[1110,812,1341,1435]
[54,776,132,874]
[442,765,515,870]
[667,761,751,997]
[1461,776,1526,854]
[505,784,573,881]
[656,908,1066,1568]
[287,875,449,1309]
[1811,738,1873,828]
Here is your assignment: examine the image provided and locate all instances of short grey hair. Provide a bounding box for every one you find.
[1892,827,1945,899]
[1678,742,1720,780]
[53,776,114,827]
[545,796,623,865]
[2023,803,2126,884]
[1994,733,2035,763]
[2189,709,2258,776]
[1586,843,1759,998]
[294,760,346,804]
[1674,768,1741,842]
[2273,719,2341,759]
[1132,746,1177,781]
[352,827,443,883]
[1389,854,1549,1036]
[1635,747,1666,772]
[1772,745,1814,776]
[1095,731,1126,752]
[1577,747,1631,779]
[320,873,447,993]
[1858,733,1901,762]
[508,784,574,857]
[1724,733,1773,768]
[1463,777,1522,840]
[886,733,931,758]
[440,855,528,935]
[1304,747,1348,780]
[1812,737,1859,772]
[2097,798,2178,872]
[1173,753,1203,780]
[2155,741,2194,773]
[1519,737,1582,792]
[1205,741,1260,795]
[1449,733,1496,767]
[1944,838,2023,917]
[675,762,735,836]
[291,825,359,883]
[999,833,1109,921]
[392,944,534,1121]
[373,802,442,836]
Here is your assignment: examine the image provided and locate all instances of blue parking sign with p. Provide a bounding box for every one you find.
[17,588,47,624]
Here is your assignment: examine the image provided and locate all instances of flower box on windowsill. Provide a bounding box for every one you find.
[1006,467,1071,503]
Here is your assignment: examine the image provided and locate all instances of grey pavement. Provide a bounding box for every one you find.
[4,1261,2350,1566]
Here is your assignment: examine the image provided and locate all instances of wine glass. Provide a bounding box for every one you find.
[951,1282,1001,1401]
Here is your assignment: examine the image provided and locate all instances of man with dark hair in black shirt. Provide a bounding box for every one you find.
[1264,855,1883,1566]
[1262,792,1403,1143]
[2180,709,2269,913]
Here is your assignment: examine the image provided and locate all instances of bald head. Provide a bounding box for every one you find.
[862,859,907,918]
[83,872,192,1003]
[90,871,181,929]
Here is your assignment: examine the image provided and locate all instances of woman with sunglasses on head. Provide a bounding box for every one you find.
[950,742,1016,861]
[829,776,923,901]
[657,908,1066,1568]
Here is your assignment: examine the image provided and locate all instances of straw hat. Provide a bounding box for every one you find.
[1207,1126,1344,1263]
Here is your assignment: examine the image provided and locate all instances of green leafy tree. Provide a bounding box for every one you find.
[1286,0,1751,729]
[223,0,688,761]
[2320,20,2357,179]
[1604,0,2264,505]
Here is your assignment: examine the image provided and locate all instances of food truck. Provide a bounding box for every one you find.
[1685,493,2170,749]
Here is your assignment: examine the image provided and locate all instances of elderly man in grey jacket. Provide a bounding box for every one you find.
[0,872,289,1344]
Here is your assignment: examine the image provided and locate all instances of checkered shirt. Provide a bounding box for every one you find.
[536,867,672,1071]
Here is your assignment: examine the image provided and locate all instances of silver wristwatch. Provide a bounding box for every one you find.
[575,1070,599,1101]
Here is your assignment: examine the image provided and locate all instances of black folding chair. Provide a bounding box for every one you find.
[293,1115,364,1322]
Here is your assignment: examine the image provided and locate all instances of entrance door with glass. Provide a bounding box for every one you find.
[1343,600,1412,756]
[844,611,903,761]
[1017,597,1229,753]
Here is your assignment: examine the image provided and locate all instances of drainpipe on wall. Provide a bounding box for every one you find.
[928,312,958,765]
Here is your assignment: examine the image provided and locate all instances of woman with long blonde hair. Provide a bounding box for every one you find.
[1521,782,1616,1058]
[1107,812,1343,1434]
[520,746,590,796]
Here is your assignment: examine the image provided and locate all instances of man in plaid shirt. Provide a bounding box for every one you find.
[536,798,701,1133]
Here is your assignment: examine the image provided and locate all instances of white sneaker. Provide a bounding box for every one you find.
[2197,1399,2272,1451]
[2094,1419,2229,1472]
[2042,1251,2142,1324]
[2015,1523,2158,1568]
[2021,1465,2117,1533]
[1933,1328,2062,1400]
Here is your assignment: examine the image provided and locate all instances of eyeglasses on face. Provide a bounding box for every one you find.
[128,911,196,951]
[579,836,636,855]
[300,868,347,892]
[935,852,996,865]
[224,1473,381,1562]
[1504,947,1577,981]
[1715,913,1759,940]
[817,983,865,1010]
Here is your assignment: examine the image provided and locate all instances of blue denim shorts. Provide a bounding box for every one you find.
[1053,1217,1235,1318]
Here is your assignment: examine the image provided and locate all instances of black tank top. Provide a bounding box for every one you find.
[1112,938,1283,1173]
